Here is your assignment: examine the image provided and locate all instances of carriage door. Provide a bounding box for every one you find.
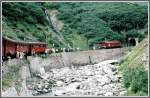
[29,44,32,55]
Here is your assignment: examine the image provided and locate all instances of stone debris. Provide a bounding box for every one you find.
[31,60,124,96]
[32,79,56,96]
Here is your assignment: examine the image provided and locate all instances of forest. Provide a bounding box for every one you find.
[2,2,148,50]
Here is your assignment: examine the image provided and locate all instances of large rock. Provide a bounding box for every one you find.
[110,76,119,83]
[97,76,111,85]
[104,92,113,96]
[54,90,66,96]
[84,69,94,76]
[65,82,80,91]
[56,81,64,87]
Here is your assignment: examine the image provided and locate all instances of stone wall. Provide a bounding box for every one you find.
[61,48,126,66]
[28,48,127,73]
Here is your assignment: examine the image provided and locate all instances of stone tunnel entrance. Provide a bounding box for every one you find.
[129,38,136,46]
[128,38,138,46]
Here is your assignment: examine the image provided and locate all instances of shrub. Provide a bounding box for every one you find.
[2,73,13,89]
[123,66,148,95]
[136,91,147,96]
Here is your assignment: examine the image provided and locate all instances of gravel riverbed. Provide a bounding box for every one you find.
[30,60,126,96]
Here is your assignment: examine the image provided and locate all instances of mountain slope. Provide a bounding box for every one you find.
[119,38,148,96]
[2,2,148,49]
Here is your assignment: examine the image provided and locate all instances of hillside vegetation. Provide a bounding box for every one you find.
[119,38,148,96]
[2,2,148,50]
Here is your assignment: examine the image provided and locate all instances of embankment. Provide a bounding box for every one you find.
[28,48,128,74]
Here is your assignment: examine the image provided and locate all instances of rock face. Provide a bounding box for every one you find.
[31,60,124,96]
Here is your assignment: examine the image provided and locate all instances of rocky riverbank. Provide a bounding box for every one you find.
[31,60,126,96]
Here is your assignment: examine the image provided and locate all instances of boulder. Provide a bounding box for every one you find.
[43,88,49,93]
[84,69,93,76]
[65,82,80,91]
[104,92,113,96]
[111,76,119,83]
[56,81,64,86]
[97,76,110,85]
[54,90,66,96]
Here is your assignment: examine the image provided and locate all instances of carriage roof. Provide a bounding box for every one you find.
[3,36,47,45]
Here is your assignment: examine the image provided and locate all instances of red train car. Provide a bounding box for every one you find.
[2,37,47,59]
[98,40,122,48]
[2,37,17,57]
[31,43,47,54]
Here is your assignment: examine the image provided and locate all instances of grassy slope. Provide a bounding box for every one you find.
[119,38,148,96]
[119,38,148,71]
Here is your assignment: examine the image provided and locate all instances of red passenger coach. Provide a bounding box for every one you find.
[98,40,122,48]
[31,43,47,54]
[3,37,17,57]
[16,43,30,53]
[2,37,47,59]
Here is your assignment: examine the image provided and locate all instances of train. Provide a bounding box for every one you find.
[2,36,122,60]
[2,37,49,60]
[97,40,122,48]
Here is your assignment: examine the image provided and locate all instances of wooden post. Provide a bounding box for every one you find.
[89,56,92,64]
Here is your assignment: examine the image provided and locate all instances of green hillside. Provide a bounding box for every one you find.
[119,38,148,96]
[2,2,148,50]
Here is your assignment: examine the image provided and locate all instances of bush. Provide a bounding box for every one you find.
[2,73,13,89]
[136,91,147,96]
[123,66,148,95]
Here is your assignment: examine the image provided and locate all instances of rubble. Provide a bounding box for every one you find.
[31,60,124,96]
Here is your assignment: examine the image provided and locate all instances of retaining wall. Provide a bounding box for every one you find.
[28,48,128,73]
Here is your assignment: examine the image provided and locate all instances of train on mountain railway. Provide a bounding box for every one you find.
[2,36,122,60]
[2,37,52,60]
[97,40,122,48]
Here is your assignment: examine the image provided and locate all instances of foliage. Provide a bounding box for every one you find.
[55,2,147,47]
[123,66,148,96]
[2,2,148,49]
[119,38,148,96]
[2,73,13,89]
